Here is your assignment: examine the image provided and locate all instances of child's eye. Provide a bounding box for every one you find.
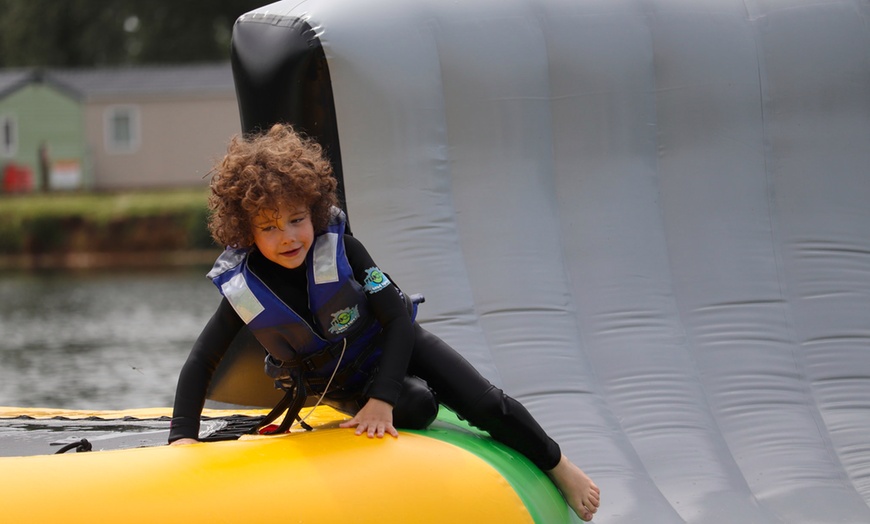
[290,216,307,225]
[260,225,276,232]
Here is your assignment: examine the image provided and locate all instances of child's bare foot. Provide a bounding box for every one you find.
[546,454,600,521]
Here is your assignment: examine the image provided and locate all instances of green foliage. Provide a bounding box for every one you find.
[22,214,68,252]
[0,0,267,68]
[181,205,216,250]
[0,189,215,254]
[0,215,23,252]
[0,189,208,221]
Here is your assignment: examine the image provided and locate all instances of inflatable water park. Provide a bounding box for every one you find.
[3,0,870,522]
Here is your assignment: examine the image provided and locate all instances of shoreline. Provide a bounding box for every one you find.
[0,249,223,271]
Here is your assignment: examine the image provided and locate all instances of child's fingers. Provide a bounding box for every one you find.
[360,422,387,438]
[363,423,380,438]
[339,416,360,429]
[339,415,398,438]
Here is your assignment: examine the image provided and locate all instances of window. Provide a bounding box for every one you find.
[104,105,140,153]
[1,115,17,157]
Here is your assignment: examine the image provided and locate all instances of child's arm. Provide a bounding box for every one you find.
[344,235,415,391]
[168,298,243,443]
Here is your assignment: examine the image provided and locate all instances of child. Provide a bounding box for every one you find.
[169,123,600,521]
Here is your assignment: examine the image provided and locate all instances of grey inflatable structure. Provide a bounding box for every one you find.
[227,1,870,522]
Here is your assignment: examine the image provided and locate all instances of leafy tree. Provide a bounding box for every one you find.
[0,0,267,68]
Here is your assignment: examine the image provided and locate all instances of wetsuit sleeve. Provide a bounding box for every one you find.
[343,234,414,406]
[168,297,244,442]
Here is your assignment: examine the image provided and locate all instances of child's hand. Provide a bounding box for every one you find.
[339,398,398,438]
[169,438,199,446]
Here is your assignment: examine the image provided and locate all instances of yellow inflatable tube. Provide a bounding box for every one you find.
[0,406,572,523]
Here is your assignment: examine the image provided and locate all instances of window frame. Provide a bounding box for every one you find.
[103,105,141,154]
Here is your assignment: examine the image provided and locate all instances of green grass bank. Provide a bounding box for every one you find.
[0,189,221,270]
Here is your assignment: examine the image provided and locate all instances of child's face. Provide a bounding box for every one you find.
[251,203,315,269]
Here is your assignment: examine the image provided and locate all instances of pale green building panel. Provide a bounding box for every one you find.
[0,83,89,190]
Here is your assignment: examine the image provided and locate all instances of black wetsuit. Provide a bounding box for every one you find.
[169,235,561,470]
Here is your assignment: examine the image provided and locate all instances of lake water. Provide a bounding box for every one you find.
[0,267,220,410]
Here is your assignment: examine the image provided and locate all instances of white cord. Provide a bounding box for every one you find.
[292,338,347,430]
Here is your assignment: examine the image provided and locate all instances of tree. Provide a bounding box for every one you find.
[0,0,267,68]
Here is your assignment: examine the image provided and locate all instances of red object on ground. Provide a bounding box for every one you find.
[2,163,33,193]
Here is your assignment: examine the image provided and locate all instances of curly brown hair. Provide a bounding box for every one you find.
[207,123,339,248]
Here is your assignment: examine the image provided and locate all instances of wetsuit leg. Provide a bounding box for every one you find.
[392,375,438,430]
[407,323,562,471]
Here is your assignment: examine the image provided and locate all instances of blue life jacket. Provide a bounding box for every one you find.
[207,209,387,394]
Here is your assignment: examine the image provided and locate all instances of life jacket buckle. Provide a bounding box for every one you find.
[264,354,293,380]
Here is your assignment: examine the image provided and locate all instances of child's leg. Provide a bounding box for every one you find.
[407,324,560,467]
[391,375,438,429]
[407,324,600,521]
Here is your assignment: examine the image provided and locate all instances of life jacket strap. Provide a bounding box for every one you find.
[256,373,312,434]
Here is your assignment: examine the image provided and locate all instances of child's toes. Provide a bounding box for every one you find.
[587,490,600,508]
